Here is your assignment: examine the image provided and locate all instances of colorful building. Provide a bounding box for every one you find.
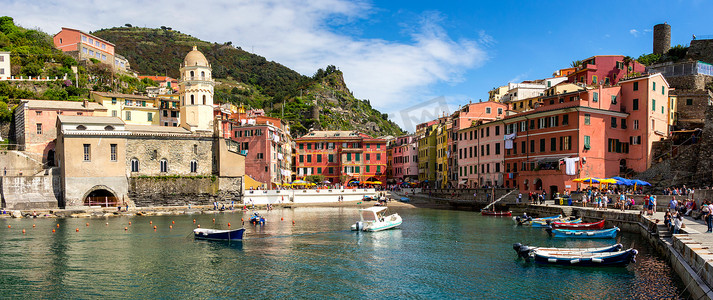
[13,99,106,165]
[567,55,646,86]
[156,94,180,127]
[217,113,292,188]
[53,28,115,67]
[91,92,159,125]
[293,131,387,185]
[553,67,576,78]
[488,86,509,102]
[502,73,670,195]
[435,122,450,188]
[456,119,505,188]
[416,121,438,186]
[138,76,179,93]
[389,134,418,183]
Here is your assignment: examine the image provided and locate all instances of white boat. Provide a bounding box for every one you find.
[351,207,402,232]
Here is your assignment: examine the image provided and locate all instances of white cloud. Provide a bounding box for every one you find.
[6,0,489,127]
[629,29,639,37]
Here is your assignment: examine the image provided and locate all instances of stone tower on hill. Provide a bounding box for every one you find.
[179,46,215,132]
[653,23,671,55]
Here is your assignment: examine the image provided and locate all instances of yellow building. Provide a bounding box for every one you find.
[488,85,509,102]
[91,91,159,125]
[417,123,437,186]
[668,94,677,126]
[435,123,450,188]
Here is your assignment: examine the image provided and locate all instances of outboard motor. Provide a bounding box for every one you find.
[355,221,364,231]
[545,227,553,237]
[515,216,522,225]
[512,243,534,261]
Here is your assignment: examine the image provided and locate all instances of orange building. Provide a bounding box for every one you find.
[53,28,115,65]
[294,131,387,185]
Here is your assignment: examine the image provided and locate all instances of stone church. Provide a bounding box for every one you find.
[55,47,245,208]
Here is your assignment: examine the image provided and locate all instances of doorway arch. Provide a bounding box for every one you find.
[83,186,120,207]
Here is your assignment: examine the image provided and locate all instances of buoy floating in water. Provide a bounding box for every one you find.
[86,223,89,226]
[124,227,128,231]
[76,228,79,232]
[281,217,283,221]
[169,225,173,229]
[228,223,231,227]
[292,220,295,225]
[212,218,215,223]
[52,229,55,233]
[150,221,153,225]
[22,229,25,234]
[56,224,60,228]
[197,224,201,228]
[153,226,157,230]
[7,225,10,229]
[172,221,175,224]
[129,221,132,225]
[193,219,196,223]
[32,224,36,228]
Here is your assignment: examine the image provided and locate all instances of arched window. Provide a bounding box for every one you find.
[130,158,139,172]
[201,71,205,79]
[190,95,195,105]
[76,125,87,130]
[160,159,168,173]
[190,160,198,173]
[104,125,115,131]
[190,71,194,78]
[202,95,206,105]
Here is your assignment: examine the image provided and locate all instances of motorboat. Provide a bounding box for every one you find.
[552,219,606,230]
[193,228,246,241]
[530,218,581,228]
[351,207,402,232]
[513,243,623,258]
[514,214,562,225]
[546,227,620,239]
[249,212,265,225]
[528,248,637,266]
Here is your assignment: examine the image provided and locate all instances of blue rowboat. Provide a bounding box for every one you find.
[193,228,246,241]
[547,227,620,239]
[513,243,623,259]
[530,248,638,266]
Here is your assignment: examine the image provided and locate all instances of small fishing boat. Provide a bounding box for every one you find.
[249,212,265,225]
[531,218,582,228]
[546,227,620,239]
[552,219,605,230]
[481,210,512,217]
[528,248,638,266]
[400,197,410,203]
[514,214,562,225]
[513,243,623,258]
[351,207,402,232]
[193,228,246,241]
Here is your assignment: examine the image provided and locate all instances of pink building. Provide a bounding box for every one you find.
[456,120,505,188]
[450,101,509,186]
[567,55,646,86]
[53,28,115,65]
[389,134,418,182]
[217,114,292,187]
[502,73,670,195]
[14,99,107,165]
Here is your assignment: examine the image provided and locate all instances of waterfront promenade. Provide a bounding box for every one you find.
[525,202,713,300]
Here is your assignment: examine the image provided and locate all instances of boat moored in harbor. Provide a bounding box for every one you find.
[193,228,246,241]
[351,207,402,232]
[546,227,620,239]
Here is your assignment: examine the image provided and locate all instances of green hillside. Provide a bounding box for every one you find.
[92,26,403,137]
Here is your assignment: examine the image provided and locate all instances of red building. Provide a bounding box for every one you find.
[294,131,387,185]
[503,73,670,195]
[567,55,646,86]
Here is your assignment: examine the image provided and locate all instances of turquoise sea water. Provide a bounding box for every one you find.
[0,207,685,299]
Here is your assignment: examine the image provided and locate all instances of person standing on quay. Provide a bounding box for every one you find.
[703,201,712,233]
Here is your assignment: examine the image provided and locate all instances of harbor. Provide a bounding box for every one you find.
[0,199,691,299]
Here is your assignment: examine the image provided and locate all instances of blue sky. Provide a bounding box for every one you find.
[5,0,713,131]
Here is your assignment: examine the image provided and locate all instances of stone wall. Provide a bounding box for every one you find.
[128,176,242,207]
[666,75,713,91]
[126,135,214,176]
[688,39,713,65]
[673,89,713,129]
[1,173,60,209]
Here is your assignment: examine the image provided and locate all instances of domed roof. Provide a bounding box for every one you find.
[184,46,209,67]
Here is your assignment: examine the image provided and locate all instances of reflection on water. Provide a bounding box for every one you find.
[0,207,686,298]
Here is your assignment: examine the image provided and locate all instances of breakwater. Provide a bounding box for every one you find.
[525,204,713,299]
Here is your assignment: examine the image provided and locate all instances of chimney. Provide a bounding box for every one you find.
[83,100,88,108]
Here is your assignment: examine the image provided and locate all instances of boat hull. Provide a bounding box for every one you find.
[553,220,605,230]
[548,227,620,239]
[531,218,581,228]
[512,243,623,257]
[193,228,246,241]
[481,211,512,217]
[532,248,638,267]
[351,213,402,232]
